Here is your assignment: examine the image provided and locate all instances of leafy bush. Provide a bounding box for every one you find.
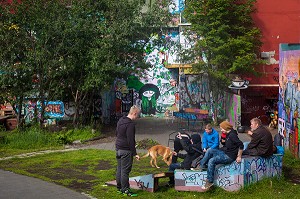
[55,127,100,144]
[136,138,160,149]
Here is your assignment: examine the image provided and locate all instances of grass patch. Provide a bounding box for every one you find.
[0,125,101,157]
[0,149,300,198]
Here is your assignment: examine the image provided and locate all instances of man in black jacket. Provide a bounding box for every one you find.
[115,105,140,197]
[167,132,202,186]
[243,118,274,157]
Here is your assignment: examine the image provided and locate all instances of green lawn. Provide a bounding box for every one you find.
[0,149,300,198]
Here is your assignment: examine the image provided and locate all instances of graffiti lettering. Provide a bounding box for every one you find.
[45,104,62,114]
[181,172,206,186]
[134,179,150,190]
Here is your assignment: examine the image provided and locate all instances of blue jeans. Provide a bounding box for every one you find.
[200,148,233,183]
[168,163,182,184]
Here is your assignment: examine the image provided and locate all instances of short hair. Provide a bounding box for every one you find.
[251,118,262,125]
[205,124,212,130]
[129,105,140,115]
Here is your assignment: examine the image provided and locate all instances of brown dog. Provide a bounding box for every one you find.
[141,145,173,168]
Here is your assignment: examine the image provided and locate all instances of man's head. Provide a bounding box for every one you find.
[127,105,140,120]
[250,118,262,131]
[219,121,233,133]
[205,124,213,134]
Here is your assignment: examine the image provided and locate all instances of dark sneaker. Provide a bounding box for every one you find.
[201,181,213,191]
[165,182,174,188]
[123,189,138,197]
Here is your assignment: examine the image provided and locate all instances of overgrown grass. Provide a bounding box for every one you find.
[0,149,299,199]
[0,125,101,157]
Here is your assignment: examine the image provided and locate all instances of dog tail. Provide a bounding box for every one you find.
[141,150,150,158]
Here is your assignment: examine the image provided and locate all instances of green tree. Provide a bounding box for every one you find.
[0,0,171,126]
[182,0,264,123]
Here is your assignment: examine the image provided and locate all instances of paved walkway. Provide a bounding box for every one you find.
[0,117,278,199]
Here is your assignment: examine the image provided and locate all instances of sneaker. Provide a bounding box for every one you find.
[116,189,123,194]
[191,165,206,171]
[165,182,174,188]
[123,189,138,197]
[201,181,213,191]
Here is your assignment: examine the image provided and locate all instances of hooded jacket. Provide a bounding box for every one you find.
[177,134,203,169]
[202,128,220,150]
[115,116,137,156]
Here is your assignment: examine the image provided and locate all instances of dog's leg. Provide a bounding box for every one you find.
[151,153,160,168]
[153,157,160,168]
[150,157,155,167]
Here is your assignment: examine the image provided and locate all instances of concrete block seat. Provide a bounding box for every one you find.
[106,172,174,192]
[174,154,283,192]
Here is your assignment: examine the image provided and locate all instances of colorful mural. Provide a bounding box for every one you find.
[22,100,64,124]
[224,93,241,128]
[278,43,300,157]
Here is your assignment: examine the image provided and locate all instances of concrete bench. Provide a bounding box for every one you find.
[174,154,283,192]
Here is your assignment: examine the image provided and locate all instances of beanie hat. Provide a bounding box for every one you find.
[220,121,233,131]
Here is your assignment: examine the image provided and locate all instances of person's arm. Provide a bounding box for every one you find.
[236,149,243,163]
[126,123,137,156]
[231,133,245,161]
[202,132,208,151]
[180,138,195,153]
[247,131,261,149]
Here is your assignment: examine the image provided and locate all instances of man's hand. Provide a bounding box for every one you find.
[177,132,182,139]
[135,155,140,161]
[236,156,242,163]
[247,130,253,136]
[172,151,177,156]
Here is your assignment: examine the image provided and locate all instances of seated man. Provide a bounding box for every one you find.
[202,124,219,152]
[243,118,273,157]
[199,121,244,191]
[167,132,202,187]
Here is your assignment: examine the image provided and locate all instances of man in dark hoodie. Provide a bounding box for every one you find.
[243,117,273,157]
[167,132,202,187]
[115,105,140,197]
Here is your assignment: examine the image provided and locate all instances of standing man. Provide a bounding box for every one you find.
[200,121,244,191]
[202,124,220,152]
[115,105,140,197]
[243,118,274,157]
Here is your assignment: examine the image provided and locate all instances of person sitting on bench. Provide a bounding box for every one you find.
[242,118,273,157]
[167,132,202,187]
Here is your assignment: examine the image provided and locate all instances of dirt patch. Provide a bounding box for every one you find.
[66,180,97,191]
[95,161,112,170]
[25,160,113,192]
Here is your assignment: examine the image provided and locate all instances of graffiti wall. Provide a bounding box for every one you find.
[22,100,64,124]
[174,155,282,192]
[278,43,300,158]
[225,93,241,128]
